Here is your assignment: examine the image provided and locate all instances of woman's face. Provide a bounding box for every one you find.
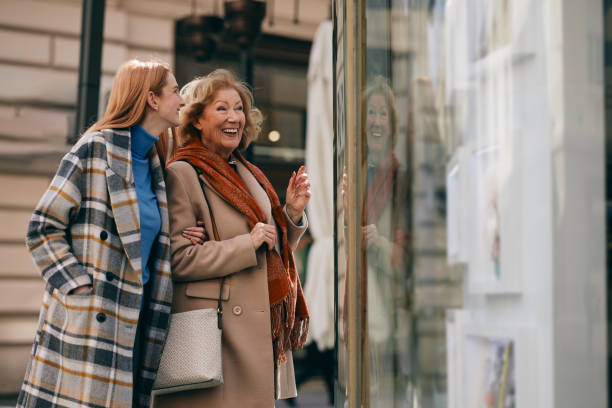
[194,87,245,158]
[366,93,392,155]
[156,73,185,128]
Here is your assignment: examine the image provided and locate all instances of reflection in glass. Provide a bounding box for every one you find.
[363,77,412,407]
[336,0,607,407]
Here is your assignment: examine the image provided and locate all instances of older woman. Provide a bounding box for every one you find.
[17,60,206,408]
[155,69,310,407]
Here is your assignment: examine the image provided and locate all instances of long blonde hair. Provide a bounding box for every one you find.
[84,59,171,135]
[178,69,262,151]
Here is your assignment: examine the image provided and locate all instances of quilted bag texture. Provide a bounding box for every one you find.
[153,308,223,395]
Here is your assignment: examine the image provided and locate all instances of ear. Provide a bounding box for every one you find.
[193,118,203,131]
[146,91,158,111]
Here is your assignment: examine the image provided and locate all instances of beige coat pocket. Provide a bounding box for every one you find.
[185,279,230,301]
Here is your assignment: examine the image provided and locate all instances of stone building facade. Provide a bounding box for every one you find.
[0,0,327,393]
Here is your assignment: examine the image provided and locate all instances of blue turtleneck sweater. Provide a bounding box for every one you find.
[130,124,161,286]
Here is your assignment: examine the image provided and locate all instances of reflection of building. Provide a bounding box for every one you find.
[0,0,327,394]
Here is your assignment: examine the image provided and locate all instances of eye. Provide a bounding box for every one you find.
[217,106,227,111]
[236,105,244,111]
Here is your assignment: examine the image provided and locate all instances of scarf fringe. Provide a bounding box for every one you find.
[271,296,309,366]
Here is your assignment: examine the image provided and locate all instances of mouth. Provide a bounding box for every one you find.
[222,128,239,135]
[369,130,384,139]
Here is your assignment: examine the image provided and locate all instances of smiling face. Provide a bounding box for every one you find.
[194,87,245,158]
[155,73,185,128]
[366,93,392,156]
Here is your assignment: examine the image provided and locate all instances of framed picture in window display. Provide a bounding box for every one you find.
[466,137,522,294]
[458,325,536,408]
[471,0,511,61]
[464,335,515,408]
[446,147,470,265]
[465,2,524,295]
[469,0,536,70]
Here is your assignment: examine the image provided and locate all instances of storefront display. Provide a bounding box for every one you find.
[333,1,607,407]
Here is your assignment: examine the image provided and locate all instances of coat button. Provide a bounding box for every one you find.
[105,272,114,281]
[96,313,106,323]
[100,231,108,241]
[232,306,242,316]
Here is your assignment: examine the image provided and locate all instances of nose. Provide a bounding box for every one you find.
[374,114,385,127]
[228,108,240,122]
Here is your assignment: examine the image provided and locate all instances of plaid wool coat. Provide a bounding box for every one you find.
[17,129,173,408]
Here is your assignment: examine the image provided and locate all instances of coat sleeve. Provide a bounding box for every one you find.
[166,163,258,282]
[283,206,308,252]
[26,148,92,295]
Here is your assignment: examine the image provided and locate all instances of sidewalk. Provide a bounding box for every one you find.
[0,393,15,407]
[0,378,333,408]
[276,378,333,408]
[0,379,333,408]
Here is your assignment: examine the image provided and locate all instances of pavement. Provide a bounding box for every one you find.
[0,393,15,407]
[276,378,333,408]
[0,378,333,408]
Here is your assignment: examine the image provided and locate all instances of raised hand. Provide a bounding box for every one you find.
[362,224,380,248]
[286,165,311,224]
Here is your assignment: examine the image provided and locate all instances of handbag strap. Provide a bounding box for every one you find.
[182,160,225,330]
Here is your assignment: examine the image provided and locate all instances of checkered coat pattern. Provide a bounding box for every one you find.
[16,129,173,408]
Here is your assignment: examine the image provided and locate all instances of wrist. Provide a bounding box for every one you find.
[290,214,302,224]
[286,207,302,224]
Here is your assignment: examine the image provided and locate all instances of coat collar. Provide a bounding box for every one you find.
[102,127,169,285]
[102,128,134,184]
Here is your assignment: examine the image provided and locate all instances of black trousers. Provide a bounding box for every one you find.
[132,280,153,407]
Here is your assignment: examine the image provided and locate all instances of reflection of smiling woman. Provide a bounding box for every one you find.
[367,93,391,159]
[155,69,311,407]
[366,79,398,166]
[361,76,411,408]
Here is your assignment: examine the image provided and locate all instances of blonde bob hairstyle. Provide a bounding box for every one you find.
[178,69,262,151]
[365,76,399,150]
[85,59,171,135]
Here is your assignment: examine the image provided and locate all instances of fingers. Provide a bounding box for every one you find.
[261,224,277,247]
[183,222,208,245]
[250,222,277,249]
[361,224,378,248]
[288,166,308,193]
[189,237,202,246]
[289,171,296,190]
[292,167,310,198]
[183,226,207,237]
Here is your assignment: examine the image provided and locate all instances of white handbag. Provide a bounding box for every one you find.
[153,163,226,395]
[152,304,224,395]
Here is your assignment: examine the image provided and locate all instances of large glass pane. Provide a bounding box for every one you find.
[335,1,607,407]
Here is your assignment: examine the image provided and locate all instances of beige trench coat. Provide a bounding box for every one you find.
[154,160,307,408]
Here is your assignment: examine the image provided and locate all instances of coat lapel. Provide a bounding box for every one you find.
[103,128,143,279]
[149,145,172,285]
